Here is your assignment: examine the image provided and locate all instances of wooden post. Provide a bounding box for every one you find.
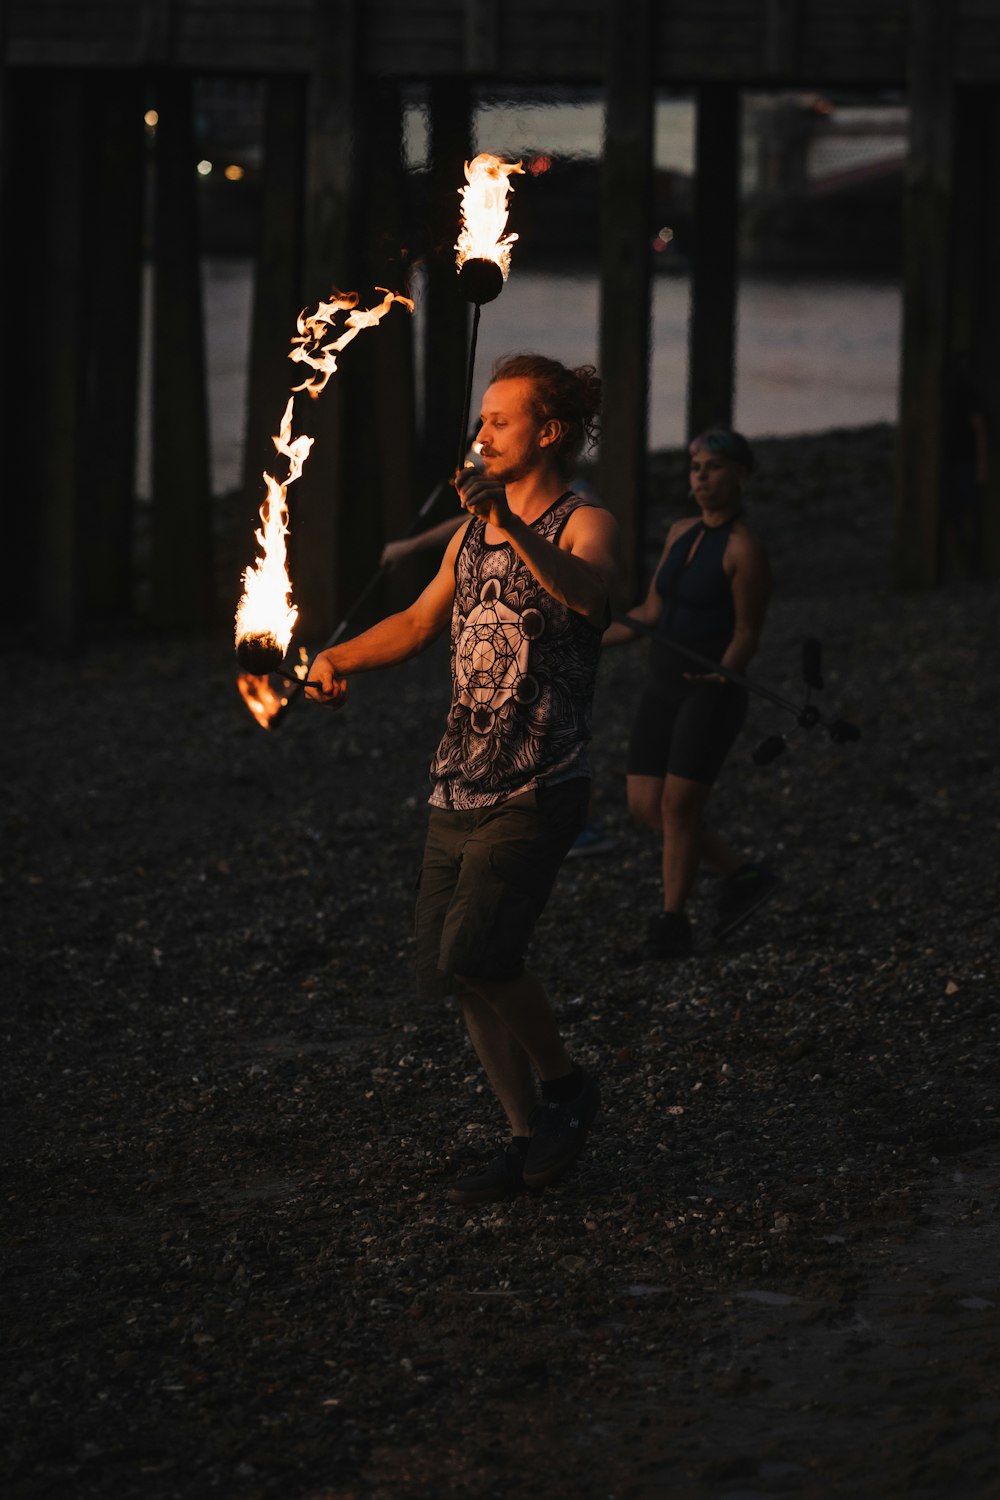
[82,73,146,621]
[950,85,1000,579]
[894,0,956,590]
[290,0,360,641]
[978,95,1000,577]
[598,0,656,602]
[240,74,306,581]
[422,79,474,492]
[0,68,50,626]
[354,78,418,610]
[35,71,88,645]
[687,83,741,441]
[150,68,215,628]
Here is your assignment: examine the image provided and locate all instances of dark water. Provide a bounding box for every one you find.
[137,261,901,496]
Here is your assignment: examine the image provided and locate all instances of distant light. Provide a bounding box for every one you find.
[658,226,674,244]
[144,109,159,128]
[224,164,245,182]
[197,160,213,176]
[527,154,552,176]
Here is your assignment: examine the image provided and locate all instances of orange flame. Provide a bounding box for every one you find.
[455,154,524,279]
[234,287,414,701]
[289,286,415,399]
[236,672,288,730]
[233,396,305,659]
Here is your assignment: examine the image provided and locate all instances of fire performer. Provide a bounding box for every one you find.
[307,354,618,1204]
[604,429,775,958]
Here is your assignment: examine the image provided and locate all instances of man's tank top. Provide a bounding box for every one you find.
[652,517,737,685]
[428,492,605,810]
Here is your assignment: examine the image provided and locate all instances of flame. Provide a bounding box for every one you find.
[289,286,414,399]
[234,287,414,699]
[455,154,524,278]
[233,399,302,660]
[236,672,288,730]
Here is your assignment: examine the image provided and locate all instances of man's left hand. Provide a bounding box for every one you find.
[453,470,513,531]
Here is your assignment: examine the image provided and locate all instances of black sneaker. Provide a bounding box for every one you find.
[447,1141,527,1206]
[522,1073,600,1188]
[713,864,779,940]
[645,910,693,959]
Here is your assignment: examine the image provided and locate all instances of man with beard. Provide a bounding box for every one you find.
[308,354,618,1204]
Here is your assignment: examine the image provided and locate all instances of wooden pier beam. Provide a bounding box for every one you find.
[598,0,656,602]
[150,68,215,629]
[82,74,146,622]
[287,0,360,641]
[35,71,88,645]
[240,75,306,590]
[894,0,956,590]
[422,78,474,489]
[687,83,741,441]
[950,85,1000,579]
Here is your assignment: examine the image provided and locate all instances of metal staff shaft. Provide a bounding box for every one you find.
[458,301,483,473]
[613,613,809,720]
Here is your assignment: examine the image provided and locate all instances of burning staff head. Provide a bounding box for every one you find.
[234,287,413,682]
[455,153,523,307]
[454,153,524,469]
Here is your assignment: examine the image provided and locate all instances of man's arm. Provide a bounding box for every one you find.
[306,523,469,707]
[380,514,465,570]
[454,473,618,626]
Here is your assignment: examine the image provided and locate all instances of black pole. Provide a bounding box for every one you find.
[458,301,483,471]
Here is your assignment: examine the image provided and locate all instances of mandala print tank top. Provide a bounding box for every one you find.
[428,493,605,810]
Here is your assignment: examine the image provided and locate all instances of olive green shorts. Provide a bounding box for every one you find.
[415,777,589,995]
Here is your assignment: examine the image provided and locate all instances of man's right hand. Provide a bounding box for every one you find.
[305,650,348,707]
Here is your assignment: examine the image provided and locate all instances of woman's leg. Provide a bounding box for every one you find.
[660,773,712,912]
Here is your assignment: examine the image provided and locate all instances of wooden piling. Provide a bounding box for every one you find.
[35,72,88,645]
[150,69,215,628]
[82,74,146,622]
[894,0,956,590]
[598,0,656,601]
[687,83,741,441]
[240,74,306,588]
[950,84,1000,579]
[422,79,474,490]
[287,0,360,641]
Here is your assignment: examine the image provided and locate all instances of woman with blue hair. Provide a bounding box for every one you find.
[605,428,776,957]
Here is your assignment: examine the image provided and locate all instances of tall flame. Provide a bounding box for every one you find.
[234,286,413,696]
[455,154,524,278]
[234,397,307,656]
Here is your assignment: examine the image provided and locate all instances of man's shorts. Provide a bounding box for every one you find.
[626,679,748,785]
[415,777,589,996]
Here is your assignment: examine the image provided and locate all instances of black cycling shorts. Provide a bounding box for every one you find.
[626,679,748,785]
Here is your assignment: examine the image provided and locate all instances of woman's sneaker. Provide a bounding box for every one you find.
[713,864,779,939]
[644,910,693,959]
[446,1141,527,1205]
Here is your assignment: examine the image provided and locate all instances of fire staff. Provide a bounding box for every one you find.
[307,354,618,1205]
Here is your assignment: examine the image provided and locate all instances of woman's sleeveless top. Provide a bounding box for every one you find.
[652,517,737,686]
[428,493,605,810]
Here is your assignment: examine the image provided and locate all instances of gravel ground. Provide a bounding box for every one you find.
[4,424,1000,1499]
